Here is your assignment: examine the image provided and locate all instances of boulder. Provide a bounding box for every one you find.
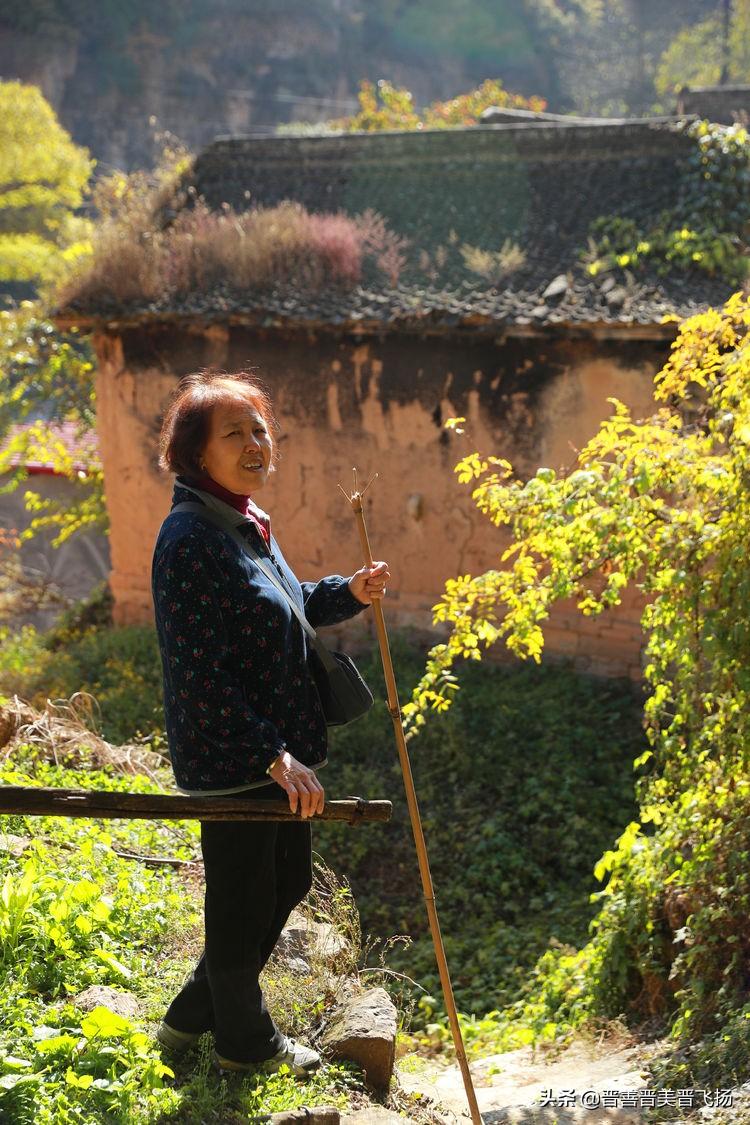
[74,986,140,1019]
[321,987,397,1091]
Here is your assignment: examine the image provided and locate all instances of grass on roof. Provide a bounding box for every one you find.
[58,195,410,310]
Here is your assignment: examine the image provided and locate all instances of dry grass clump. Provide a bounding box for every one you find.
[0,691,165,779]
[262,856,363,1043]
[262,855,419,1060]
[460,237,527,286]
[58,174,411,309]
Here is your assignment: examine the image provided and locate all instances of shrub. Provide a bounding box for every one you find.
[460,239,527,286]
[331,78,546,132]
[398,292,750,1078]
[43,580,114,648]
[0,622,163,744]
[318,638,645,1017]
[0,303,102,552]
[582,120,750,285]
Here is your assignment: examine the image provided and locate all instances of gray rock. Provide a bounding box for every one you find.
[275,914,348,966]
[285,956,312,975]
[0,833,30,856]
[321,987,397,1091]
[542,274,569,300]
[74,986,140,1018]
[606,287,628,307]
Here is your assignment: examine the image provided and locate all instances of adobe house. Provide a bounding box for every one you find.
[58,117,737,678]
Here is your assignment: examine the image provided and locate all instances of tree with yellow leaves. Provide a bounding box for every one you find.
[656,0,750,94]
[0,81,93,292]
[404,294,750,1065]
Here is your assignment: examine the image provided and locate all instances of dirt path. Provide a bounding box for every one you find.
[393,1032,673,1123]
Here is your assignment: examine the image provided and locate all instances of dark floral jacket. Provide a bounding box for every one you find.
[151,478,367,792]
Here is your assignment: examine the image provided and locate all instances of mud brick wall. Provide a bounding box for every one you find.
[93,322,667,679]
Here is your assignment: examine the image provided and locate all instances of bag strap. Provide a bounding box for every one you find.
[168,499,340,674]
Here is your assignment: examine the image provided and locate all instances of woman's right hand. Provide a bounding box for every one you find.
[269,750,325,818]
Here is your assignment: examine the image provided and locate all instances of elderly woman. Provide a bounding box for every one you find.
[151,370,389,1076]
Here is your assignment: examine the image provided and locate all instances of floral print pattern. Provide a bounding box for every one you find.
[151,480,367,791]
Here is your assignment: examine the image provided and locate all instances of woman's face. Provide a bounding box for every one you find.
[199,393,274,495]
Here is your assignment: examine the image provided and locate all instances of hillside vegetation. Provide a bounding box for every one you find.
[0,1,722,169]
[0,614,646,1027]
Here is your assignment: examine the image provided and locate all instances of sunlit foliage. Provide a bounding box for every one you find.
[330,77,546,132]
[404,293,750,1067]
[656,0,750,93]
[0,82,93,291]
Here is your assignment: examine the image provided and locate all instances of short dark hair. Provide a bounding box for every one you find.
[158,369,280,478]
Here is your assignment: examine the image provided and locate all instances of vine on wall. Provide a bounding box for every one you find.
[402,293,750,1076]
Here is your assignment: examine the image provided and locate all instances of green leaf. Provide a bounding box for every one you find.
[80,1006,131,1039]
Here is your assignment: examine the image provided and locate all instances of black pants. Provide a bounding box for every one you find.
[164,783,313,1063]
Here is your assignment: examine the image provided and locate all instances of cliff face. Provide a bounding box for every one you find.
[1,1,722,172]
[0,3,482,171]
[0,6,363,169]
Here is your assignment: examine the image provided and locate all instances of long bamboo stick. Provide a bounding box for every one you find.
[0,786,391,824]
[343,474,483,1125]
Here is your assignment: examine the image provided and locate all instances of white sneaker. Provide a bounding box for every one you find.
[214,1036,321,1076]
[262,1037,321,1076]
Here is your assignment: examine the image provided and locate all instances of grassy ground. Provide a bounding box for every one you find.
[0,747,374,1123]
[0,615,649,1039]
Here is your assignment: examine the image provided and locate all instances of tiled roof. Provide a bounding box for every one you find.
[62,119,739,333]
[59,276,723,338]
[0,421,100,474]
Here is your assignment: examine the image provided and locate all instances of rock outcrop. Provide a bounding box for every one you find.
[321,987,397,1092]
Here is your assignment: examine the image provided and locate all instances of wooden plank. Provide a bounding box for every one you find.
[0,786,391,825]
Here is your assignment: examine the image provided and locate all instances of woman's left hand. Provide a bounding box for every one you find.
[349,561,390,605]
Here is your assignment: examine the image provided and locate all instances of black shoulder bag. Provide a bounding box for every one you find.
[170,500,374,727]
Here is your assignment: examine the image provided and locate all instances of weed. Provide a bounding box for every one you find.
[0,751,368,1121]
